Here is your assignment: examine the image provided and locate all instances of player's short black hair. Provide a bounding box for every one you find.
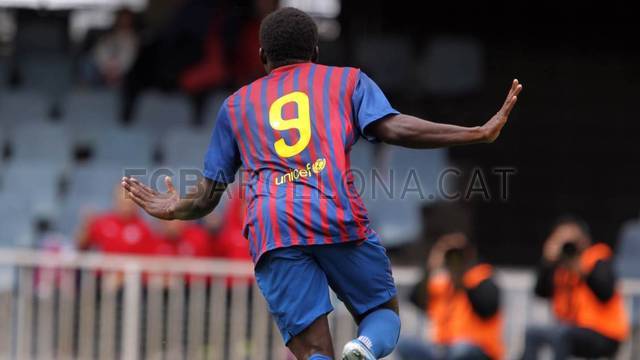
[259,7,318,67]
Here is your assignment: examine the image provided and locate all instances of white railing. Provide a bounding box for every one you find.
[0,249,639,360]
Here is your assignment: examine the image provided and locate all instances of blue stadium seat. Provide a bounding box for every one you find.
[63,90,118,126]
[349,140,376,173]
[0,123,6,166]
[133,92,192,133]
[0,192,34,247]
[386,146,448,201]
[20,55,72,96]
[0,91,48,127]
[358,145,448,246]
[57,192,113,238]
[63,90,120,147]
[616,220,640,278]
[11,123,72,166]
[417,36,484,95]
[354,36,415,93]
[2,162,62,219]
[92,128,154,166]
[202,91,231,129]
[161,127,211,169]
[66,164,125,201]
[58,164,124,236]
[365,195,422,246]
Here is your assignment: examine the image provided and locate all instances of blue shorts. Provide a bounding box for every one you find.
[254,233,397,344]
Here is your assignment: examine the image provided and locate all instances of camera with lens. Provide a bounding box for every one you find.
[559,240,579,261]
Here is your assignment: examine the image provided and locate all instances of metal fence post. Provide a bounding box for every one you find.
[121,264,141,360]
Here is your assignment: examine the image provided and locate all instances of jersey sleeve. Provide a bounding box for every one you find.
[203,100,242,183]
[351,71,399,142]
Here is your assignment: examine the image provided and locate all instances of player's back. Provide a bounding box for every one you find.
[205,62,398,262]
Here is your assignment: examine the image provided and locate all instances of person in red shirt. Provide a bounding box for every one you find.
[77,186,154,255]
[150,220,213,258]
[213,193,251,261]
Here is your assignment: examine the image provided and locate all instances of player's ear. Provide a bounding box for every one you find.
[259,48,267,65]
[311,45,319,63]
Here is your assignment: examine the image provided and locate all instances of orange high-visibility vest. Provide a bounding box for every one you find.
[426,264,504,360]
[551,243,629,341]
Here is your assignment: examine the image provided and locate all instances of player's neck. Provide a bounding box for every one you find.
[268,60,311,73]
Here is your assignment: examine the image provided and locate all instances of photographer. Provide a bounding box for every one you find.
[520,216,629,360]
[398,233,504,360]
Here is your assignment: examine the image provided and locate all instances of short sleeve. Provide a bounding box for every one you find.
[203,100,242,183]
[352,71,399,142]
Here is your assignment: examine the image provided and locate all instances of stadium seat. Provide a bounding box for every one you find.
[0,124,6,166]
[358,145,448,246]
[2,162,62,218]
[66,164,126,201]
[349,140,376,173]
[56,192,112,237]
[617,220,640,278]
[0,91,48,127]
[354,35,415,94]
[133,92,192,133]
[63,89,118,127]
[58,164,124,236]
[63,90,119,149]
[0,192,35,247]
[92,128,154,166]
[365,194,422,246]
[10,122,72,166]
[161,127,211,169]
[202,91,231,129]
[19,54,72,96]
[416,36,484,95]
[386,146,448,202]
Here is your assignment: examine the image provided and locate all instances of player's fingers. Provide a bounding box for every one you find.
[502,95,519,117]
[504,80,515,101]
[502,79,519,107]
[164,176,176,194]
[127,190,148,210]
[513,83,523,97]
[125,177,157,198]
[128,177,158,195]
[501,84,522,115]
[125,180,152,201]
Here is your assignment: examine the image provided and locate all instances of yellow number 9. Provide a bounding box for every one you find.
[269,91,311,158]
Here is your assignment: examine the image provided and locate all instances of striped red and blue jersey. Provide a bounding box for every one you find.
[204,62,398,263]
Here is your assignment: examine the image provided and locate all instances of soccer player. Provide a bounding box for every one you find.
[122,7,522,360]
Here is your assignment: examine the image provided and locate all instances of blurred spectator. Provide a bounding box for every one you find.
[150,220,212,258]
[229,0,277,86]
[178,15,228,123]
[205,191,251,261]
[77,185,154,254]
[120,0,217,125]
[81,9,139,87]
[398,233,503,360]
[520,216,629,360]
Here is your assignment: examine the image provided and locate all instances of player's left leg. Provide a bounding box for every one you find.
[341,297,401,359]
[351,297,400,357]
[313,234,401,359]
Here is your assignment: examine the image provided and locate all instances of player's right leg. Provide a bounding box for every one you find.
[254,246,335,359]
[287,314,335,360]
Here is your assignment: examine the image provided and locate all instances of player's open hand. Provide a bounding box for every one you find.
[121,176,179,220]
[481,79,523,143]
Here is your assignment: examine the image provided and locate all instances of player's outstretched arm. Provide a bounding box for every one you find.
[368,79,523,148]
[121,176,226,220]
